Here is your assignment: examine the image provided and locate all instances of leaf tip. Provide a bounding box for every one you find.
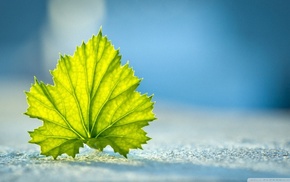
[98,26,103,37]
[33,76,38,83]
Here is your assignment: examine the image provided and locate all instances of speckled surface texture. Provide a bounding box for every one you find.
[0,81,290,182]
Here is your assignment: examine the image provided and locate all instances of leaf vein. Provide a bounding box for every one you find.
[38,81,86,140]
[90,49,120,133]
[96,96,150,138]
[62,58,90,138]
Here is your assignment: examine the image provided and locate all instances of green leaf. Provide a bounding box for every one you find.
[25,29,156,159]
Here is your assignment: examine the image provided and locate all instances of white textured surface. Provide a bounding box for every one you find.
[0,80,290,182]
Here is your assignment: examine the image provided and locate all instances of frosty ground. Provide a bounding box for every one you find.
[0,81,290,181]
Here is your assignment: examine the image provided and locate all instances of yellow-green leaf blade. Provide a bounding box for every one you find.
[25,29,156,159]
[29,121,83,159]
[88,91,155,157]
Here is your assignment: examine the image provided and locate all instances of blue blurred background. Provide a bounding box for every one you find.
[1,0,290,110]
